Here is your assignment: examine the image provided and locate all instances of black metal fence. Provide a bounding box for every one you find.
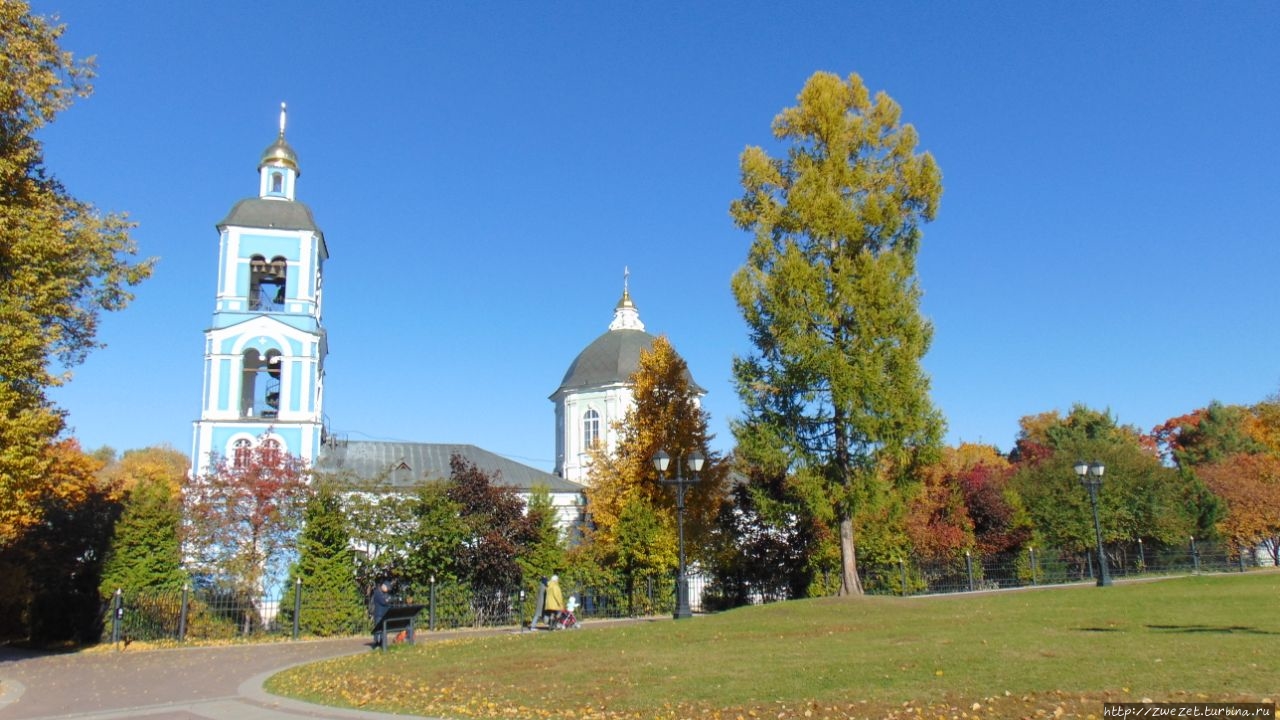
[100,541,1259,644]
[857,539,1257,597]
[102,585,321,644]
[100,572,686,644]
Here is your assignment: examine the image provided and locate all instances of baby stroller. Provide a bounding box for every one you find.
[549,596,580,630]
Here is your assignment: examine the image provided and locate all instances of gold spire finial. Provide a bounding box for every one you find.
[610,267,643,330]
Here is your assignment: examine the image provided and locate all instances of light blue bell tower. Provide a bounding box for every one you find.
[191,104,329,474]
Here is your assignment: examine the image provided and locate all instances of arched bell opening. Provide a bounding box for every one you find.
[249,254,289,311]
[240,348,284,419]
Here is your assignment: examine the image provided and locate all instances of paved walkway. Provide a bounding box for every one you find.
[0,630,509,720]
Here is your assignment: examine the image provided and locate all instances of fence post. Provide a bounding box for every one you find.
[1190,536,1200,573]
[1086,551,1094,580]
[965,551,975,592]
[292,578,302,640]
[429,575,436,631]
[177,584,190,642]
[112,588,123,649]
[1137,538,1145,572]
[898,559,908,596]
[1239,551,1247,573]
[1028,547,1037,586]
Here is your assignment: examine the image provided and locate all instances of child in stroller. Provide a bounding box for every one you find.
[549,595,580,630]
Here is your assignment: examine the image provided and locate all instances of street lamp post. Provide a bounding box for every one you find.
[1074,459,1112,587]
[653,449,704,619]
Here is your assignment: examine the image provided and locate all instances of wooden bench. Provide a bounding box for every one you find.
[375,604,425,650]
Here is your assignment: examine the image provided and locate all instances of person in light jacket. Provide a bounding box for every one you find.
[543,575,565,627]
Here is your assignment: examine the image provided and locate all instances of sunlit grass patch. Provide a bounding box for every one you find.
[266,573,1279,719]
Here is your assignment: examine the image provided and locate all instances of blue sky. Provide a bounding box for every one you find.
[36,1,1280,471]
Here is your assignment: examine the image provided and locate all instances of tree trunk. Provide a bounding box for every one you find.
[839,514,863,595]
[832,399,862,596]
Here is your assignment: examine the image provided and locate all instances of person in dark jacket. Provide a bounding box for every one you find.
[532,577,548,630]
[371,580,391,647]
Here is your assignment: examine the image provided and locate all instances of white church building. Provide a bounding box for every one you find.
[550,281,703,484]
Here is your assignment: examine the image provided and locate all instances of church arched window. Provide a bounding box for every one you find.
[232,438,252,468]
[582,409,600,449]
[261,438,282,465]
[271,171,283,194]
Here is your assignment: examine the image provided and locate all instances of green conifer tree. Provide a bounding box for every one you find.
[99,476,185,595]
[280,484,366,636]
[517,486,567,582]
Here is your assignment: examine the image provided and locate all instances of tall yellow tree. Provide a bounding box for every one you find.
[0,1,154,545]
[731,71,944,595]
[585,336,728,584]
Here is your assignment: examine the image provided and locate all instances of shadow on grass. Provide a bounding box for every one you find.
[1074,624,1280,635]
[1146,624,1278,635]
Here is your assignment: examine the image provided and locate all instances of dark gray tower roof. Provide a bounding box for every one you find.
[217,198,322,232]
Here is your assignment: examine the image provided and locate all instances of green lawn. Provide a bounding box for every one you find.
[267,573,1278,719]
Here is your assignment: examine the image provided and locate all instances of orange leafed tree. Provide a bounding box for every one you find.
[906,447,976,562]
[584,336,728,578]
[0,390,66,544]
[1245,394,1280,456]
[907,444,1024,561]
[0,439,122,642]
[1196,453,1280,564]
